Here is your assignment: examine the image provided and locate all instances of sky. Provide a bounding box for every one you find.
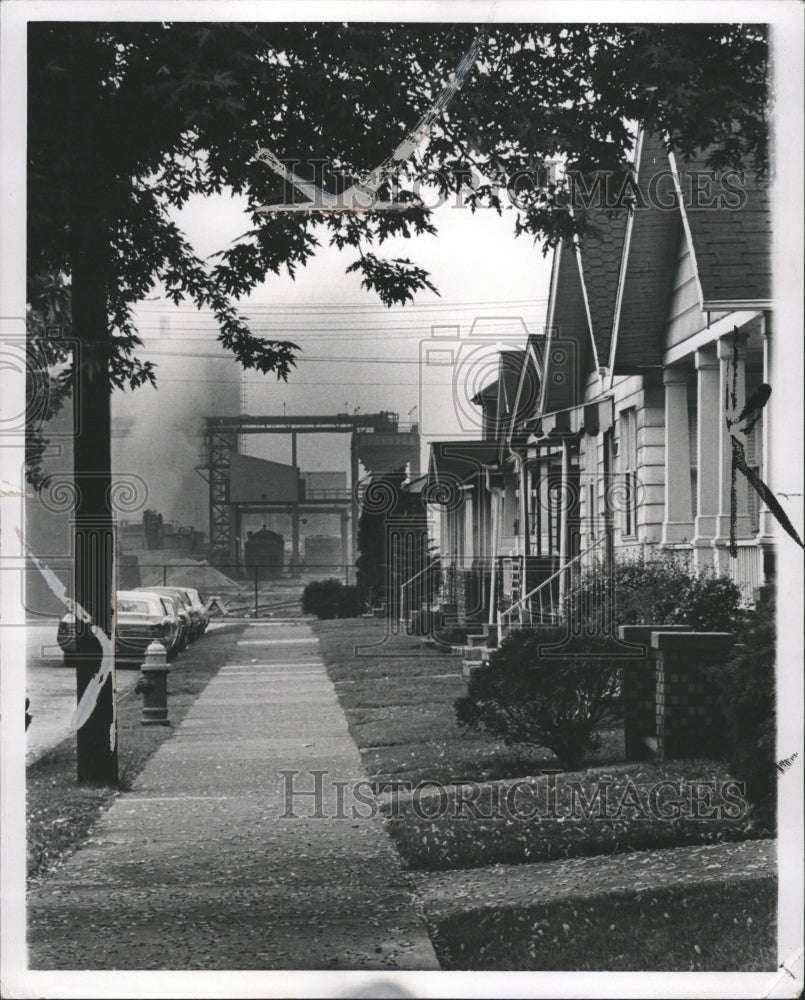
[131,185,554,479]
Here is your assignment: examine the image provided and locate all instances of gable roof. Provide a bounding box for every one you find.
[544,129,772,385]
[575,208,630,365]
[507,333,544,442]
[497,350,526,423]
[610,132,682,372]
[673,150,771,308]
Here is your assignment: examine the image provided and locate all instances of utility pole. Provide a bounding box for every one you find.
[291,431,300,574]
[68,29,118,785]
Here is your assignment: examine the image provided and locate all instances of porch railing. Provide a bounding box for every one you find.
[400,555,440,624]
[497,537,606,644]
[728,540,762,605]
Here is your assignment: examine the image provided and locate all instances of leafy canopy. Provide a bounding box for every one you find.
[27,21,769,439]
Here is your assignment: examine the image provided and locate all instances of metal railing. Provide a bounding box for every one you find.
[497,537,606,644]
[399,555,440,624]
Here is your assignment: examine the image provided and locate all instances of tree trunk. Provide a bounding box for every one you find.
[67,28,117,785]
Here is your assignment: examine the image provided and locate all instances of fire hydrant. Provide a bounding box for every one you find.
[137,641,170,726]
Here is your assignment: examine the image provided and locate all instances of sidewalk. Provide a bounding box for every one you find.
[27,621,439,971]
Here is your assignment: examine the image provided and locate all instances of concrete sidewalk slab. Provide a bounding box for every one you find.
[27,622,439,971]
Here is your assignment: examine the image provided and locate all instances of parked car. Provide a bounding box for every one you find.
[57,590,181,665]
[138,586,199,643]
[183,587,209,636]
[149,591,189,654]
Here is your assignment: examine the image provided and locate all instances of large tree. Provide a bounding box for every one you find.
[26,21,769,782]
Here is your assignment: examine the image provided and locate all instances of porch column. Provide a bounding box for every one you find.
[714,333,752,574]
[519,453,530,557]
[501,466,518,550]
[557,439,569,603]
[661,368,694,544]
[340,510,349,581]
[756,315,777,571]
[692,348,719,571]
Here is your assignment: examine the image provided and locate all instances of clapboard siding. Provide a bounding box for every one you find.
[665,234,705,349]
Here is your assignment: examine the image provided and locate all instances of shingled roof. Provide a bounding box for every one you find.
[507,334,544,442]
[612,132,682,372]
[575,208,629,365]
[544,129,771,383]
[497,350,526,422]
[675,150,771,306]
[544,241,590,413]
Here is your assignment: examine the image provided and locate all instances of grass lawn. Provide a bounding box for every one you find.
[314,618,625,788]
[27,624,245,883]
[312,618,776,974]
[428,876,777,971]
[314,618,767,873]
[381,761,757,871]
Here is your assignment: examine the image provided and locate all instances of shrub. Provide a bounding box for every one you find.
[673,573,746,632]
[706,594,776,832]
[455,628,621,770]
[433,625,469,646]
[568,554,745,633]
[301,579,360,619]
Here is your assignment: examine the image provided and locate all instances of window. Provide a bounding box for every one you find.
[619,408,638,536]
[118,599,150,616]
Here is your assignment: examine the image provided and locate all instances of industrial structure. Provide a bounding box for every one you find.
[199,411,419,572]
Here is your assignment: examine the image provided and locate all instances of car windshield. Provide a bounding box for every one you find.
[118,599,150,616]
[163,589,190,607]
[160,598,174,616]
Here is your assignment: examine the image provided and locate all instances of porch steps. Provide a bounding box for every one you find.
[466,631,491,648]
[462,658,486,678]
[461,629,494,677]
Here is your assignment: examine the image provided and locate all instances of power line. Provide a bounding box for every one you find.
[137,349,525,363]
[135,296,549,314]
[133,328,541,342]
[152,377,456,385]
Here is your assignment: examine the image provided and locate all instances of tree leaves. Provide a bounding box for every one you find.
[345,253,439,307]
[25,22,770,485]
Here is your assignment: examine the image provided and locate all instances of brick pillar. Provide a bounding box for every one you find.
[618,625,690,760]
[651,631,734,760]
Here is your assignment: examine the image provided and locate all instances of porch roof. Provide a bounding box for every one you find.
[402,474,429,495]
[426,439,501,488]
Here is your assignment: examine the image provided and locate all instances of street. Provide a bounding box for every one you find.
[24,621,140,764]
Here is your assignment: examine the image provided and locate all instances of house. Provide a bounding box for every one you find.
[417,130,775,635]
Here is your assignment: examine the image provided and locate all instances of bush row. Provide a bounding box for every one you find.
[301,579,360,619]
[456,557,775,829]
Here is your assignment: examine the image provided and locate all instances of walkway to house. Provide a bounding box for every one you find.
[27,620,439,971]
